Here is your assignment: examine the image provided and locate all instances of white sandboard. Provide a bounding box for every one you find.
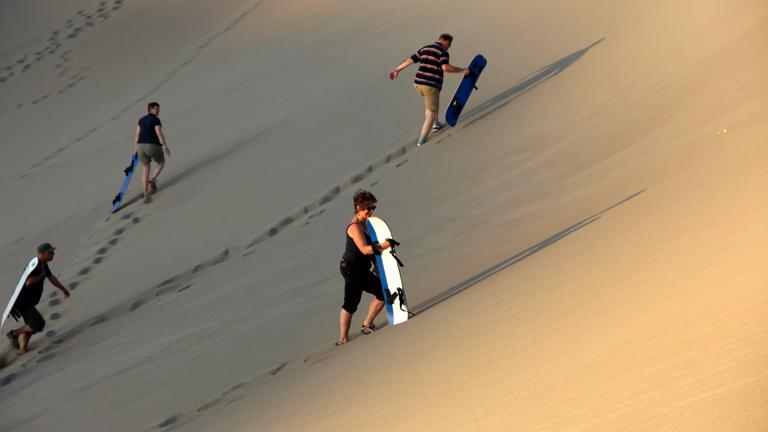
[366,216,409,325]
[1,257,38,332]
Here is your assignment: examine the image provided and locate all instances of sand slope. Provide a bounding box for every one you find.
[0,0,766,430]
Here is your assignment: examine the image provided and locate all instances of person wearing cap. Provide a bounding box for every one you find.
[6,243,70,354]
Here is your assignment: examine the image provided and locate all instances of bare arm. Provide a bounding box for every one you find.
[390,58,414,80]
[47,275,70,298]
[347,224,391,255]
[134,125,141,154]
[442,64,468,74]
[155,125,170,157]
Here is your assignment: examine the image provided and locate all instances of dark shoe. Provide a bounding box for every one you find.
[360,323,377,335]
[148,179,158,195]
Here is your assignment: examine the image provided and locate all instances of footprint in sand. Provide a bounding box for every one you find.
[0,373,18,387]
[157,416,178,428]
[89,315,109,327]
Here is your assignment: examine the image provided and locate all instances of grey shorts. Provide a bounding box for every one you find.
[137,143,165,165]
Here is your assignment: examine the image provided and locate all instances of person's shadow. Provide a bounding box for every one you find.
[460,38,605,127]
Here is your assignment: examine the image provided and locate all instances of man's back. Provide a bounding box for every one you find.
[137,113,162,145]
[411,43,450,90]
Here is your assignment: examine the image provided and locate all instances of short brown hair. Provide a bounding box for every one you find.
[353,189,377,211]
[438,33,453,43]
[147,102,160,112]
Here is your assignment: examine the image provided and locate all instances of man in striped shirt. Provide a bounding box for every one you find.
[390,33,467,145]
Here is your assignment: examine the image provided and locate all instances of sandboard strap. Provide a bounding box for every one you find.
[386,288,409,313]
[386,289,399,305]
[386,238,405,267]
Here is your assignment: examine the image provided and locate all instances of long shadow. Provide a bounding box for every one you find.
[460,38,605,128]
[160,118,286,192]
[411,189,643,316]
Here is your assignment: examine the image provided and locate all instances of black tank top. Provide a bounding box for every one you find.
[342,222,373,269]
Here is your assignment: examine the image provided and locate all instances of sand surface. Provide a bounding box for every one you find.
[1,0,766,430]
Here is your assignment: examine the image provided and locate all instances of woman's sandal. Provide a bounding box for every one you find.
[360,323,377,335]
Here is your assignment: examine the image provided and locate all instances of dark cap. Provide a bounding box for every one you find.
[37,243,56,254]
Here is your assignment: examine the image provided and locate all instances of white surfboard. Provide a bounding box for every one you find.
[366,216,409,325]
[1,257,39,332]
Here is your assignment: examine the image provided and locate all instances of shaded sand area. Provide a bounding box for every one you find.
[1,0,767,430]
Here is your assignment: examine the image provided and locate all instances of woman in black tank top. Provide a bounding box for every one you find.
[337,190,392,345]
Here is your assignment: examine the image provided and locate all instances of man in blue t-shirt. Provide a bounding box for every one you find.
[389,33,467,146]
[135,102,171,201]
[6,243,70,354]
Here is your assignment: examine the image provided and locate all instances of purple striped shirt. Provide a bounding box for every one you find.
[410,43,449,90]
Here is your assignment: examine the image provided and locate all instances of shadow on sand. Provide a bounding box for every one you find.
[460,38,605,127]
[412,188,643,316]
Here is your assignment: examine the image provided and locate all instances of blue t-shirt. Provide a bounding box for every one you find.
[138,114,162,145]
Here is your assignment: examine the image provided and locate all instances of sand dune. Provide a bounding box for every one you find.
[1,0,766,430]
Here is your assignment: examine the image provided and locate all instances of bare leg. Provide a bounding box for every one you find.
[142,163,151,196]
[19,332,32,354]
[362,299,385,328]
[338,308,352,344]
[11,324,33,337]
[419,109,437,142]
[151,161,165,183]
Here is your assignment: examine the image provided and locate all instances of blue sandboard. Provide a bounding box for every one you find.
[111,153,138,213]
[445,54,487,127]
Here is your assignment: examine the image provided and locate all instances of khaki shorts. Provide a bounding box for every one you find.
[137,143,165,165]
[414,84,440,112]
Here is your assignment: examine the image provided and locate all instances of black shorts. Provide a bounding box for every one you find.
[16,304,45,333]
[340,261,383,314]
